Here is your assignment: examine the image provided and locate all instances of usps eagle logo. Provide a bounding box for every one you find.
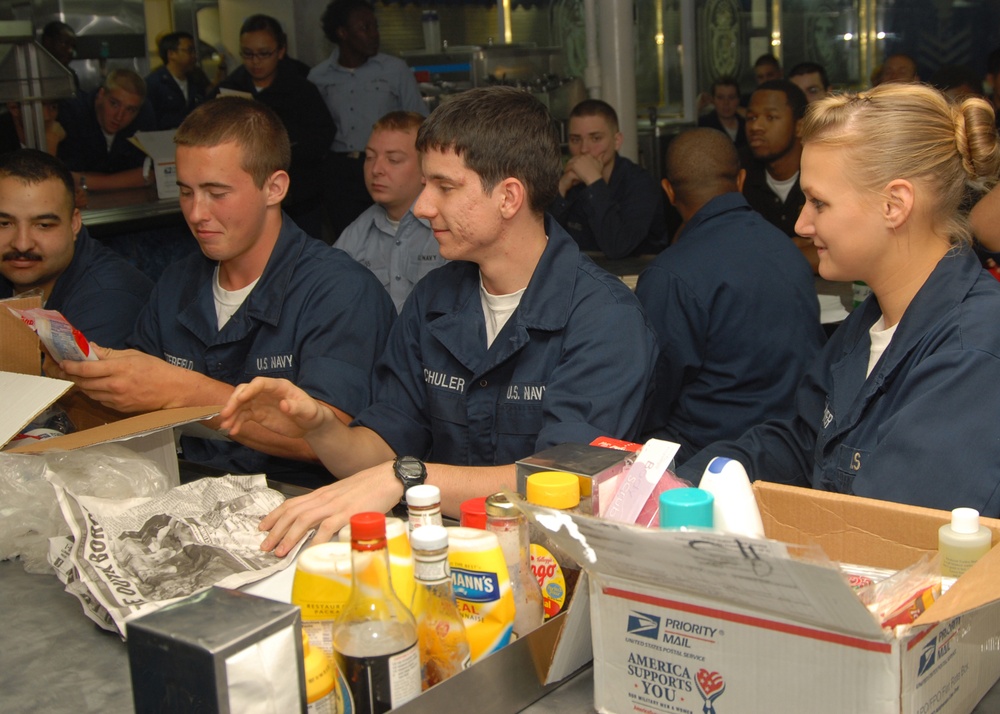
[696,669,726,713]
[626,611,661,639]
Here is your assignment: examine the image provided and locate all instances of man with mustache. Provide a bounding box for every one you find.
[0,149,152,348]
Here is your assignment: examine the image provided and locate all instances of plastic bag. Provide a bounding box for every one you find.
[0,444,176,574]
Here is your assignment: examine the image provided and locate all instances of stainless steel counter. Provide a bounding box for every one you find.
[80,186,180,228]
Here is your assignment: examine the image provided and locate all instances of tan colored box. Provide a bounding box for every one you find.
[534,481,1000,714]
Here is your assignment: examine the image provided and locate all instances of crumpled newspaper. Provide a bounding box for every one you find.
[0,443,175,573]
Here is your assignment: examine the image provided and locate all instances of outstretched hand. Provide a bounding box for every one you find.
[220,376,333,440]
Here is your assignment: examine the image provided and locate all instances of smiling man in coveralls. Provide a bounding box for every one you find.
[219,86,657,555]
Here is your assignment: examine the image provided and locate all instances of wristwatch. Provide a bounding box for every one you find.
[393,455,427,506]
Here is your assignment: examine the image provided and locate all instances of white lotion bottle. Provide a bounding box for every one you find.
[698,457,765,538]
[939,508,992,578]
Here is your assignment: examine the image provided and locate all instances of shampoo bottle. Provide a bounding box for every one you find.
[939,508,992,578]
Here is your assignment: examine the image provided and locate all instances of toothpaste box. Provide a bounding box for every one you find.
[530,481,1000,714]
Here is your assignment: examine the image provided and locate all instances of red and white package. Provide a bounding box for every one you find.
[7,307,97,362]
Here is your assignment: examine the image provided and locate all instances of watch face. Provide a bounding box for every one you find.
[396,457,426,482]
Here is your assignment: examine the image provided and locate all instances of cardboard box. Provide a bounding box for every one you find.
[127,587,305,714]
[516,442,631,502]
[2,370,217,483]
[130,130,179,199]
[531,482,1000,714]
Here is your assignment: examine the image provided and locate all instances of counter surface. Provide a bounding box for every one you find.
[3,556,999,713]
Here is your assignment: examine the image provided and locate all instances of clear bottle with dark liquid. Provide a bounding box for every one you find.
[333,512,421,713]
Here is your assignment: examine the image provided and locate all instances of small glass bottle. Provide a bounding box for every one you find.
[485,493,544,638]
[939,507,993,578]
[410,525,471,689]
[525,472,582,619]
[406,484,443,535]
[332,512,421,714]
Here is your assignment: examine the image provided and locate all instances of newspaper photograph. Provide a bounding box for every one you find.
[50,474,304,637]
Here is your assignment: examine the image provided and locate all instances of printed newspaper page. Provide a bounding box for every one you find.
[51,474,304,637]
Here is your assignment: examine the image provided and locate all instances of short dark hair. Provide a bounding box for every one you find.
[321,0,374,44]
[788,61,830,91]
[710,75,740,95]
[416,86,561,214]
[754,53,781,70]
[929,64,982,95]
[752,79,809,120]
[0,149,75,212]
[158,31,194,65]
[987,48,1000,76]
[569,99,620,133]
[175,97,291,189]
[240,14,287,49]
[41,21,74,41]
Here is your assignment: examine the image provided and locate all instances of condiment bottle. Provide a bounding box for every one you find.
[332,513,421,713]
[406,484,443,535]
[302,630,337,714]
[291,541,354,659]
[939,507,992,578]
[339,516,415,609]
[410,525,471,689]
[485,493,544,638]
[525,471,582,619]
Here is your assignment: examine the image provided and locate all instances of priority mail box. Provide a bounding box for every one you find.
[529,482,1000,714]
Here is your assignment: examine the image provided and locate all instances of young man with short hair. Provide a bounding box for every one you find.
[58,98,395,484]
[57,68,156,191]
[219,87,657,555]
[742,79,816,271]
[697,76,746,147]
[549,99,666,259]
[336,110,443,312]
[788,61,831,103]
[0,149,152,348]
[145,31,208,130]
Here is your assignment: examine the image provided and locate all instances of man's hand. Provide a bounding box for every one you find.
[220,377,336,440]
[258,460,402,557]
[563,154,604,189]
[57,344,195,412]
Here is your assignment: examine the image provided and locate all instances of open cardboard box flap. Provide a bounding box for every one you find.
[527,480,1000,642]
[7,404,220,454]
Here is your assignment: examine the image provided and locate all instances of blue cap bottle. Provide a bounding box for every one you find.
[659,488,714,529]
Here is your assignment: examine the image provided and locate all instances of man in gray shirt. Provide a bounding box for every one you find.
[336,111,443,312]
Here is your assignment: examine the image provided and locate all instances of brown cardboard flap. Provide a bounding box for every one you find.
[7,405,219,453]
[0,294,42,374]
[916,544,1000,625]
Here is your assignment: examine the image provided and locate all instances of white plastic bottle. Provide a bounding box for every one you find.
[698,457,766,538]
[939,508,992,578]
[406,484,443,535]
